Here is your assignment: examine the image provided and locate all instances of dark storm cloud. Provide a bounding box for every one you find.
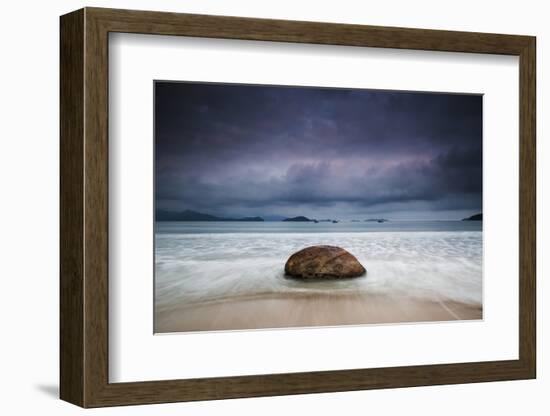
[155,81,482,219]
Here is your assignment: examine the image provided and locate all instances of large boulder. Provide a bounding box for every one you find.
[284,245,366,279]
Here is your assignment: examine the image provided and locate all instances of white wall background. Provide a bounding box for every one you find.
[0,0,545,414]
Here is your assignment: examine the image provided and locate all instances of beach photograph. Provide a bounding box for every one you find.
[154,81,483,333]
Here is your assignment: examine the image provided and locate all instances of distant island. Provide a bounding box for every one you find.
[283,216,342,223]
[157,210,396,223]
[156,209,264,222]
[283,216,312,222]
[462,213,482,221]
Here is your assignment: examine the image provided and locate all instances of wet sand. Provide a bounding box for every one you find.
[154,293,482,333]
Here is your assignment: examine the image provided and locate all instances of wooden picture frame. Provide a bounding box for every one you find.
[60,7,536,408]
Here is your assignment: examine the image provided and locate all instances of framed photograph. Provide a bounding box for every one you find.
[60,7,536,407]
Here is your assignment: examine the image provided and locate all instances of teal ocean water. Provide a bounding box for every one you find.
[155,221,483,314]
[156,220,482,234]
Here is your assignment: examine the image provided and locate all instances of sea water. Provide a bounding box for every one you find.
[155,221,483,313]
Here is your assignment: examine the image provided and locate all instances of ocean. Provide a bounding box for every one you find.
[155,221,483,318]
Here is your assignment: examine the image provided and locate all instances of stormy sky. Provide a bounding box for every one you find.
[155,81,482,220]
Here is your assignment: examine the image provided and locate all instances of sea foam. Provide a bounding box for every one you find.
[155,230,482,313]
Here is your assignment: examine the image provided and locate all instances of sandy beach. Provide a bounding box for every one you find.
[155,292,482,333]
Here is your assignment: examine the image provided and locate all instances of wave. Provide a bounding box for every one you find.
[154,231,482,312]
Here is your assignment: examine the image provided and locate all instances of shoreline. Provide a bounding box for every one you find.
[154,292,482,334]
